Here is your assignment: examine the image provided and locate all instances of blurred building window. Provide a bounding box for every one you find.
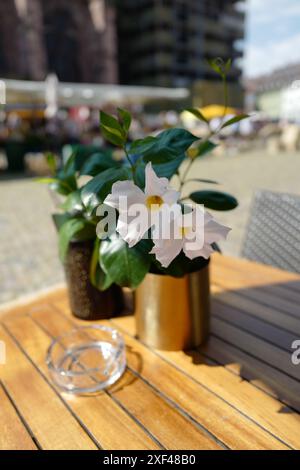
[0,33,6,74]
[43,8,82,82]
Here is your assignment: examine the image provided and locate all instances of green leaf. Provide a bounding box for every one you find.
[81,166,131,214]
[100,110,126,147]
[80,151,120,176]
[36,177,57,184]
[154,155,186,179]
[63,145,110,172]
[151,251,209,277]
[38,174,77,197]
[185,178,219,185]
[129,136,157,155]
[100,111,125,136]
[130,128,198,163]
[60,190,83,214]
[207,58,222,75]
[100,125,125,147]
[46,153,57,175]
[62,152,80,177]
[49,178,76,195]
[185,108,208,124]
[58,218,91,261]
[135,154,185,187]
[192,140,217,159]
[225,58,232,73]
[98,269,114,291]
[63,146,119,177]
[55,155,79,191]
[89,239,113,291]
[189,190,238,211]
[207,57,226,78]
[100,235,151,289]
[221,114,249,129]
[117,108,132,133]
[52,213,73,231]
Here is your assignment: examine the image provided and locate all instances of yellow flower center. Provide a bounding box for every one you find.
[180,226,192,237]
[187,147,198,160]
[146,195,164,210]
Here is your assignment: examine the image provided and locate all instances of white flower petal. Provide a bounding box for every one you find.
[144,162,169,196]
[162,189,181,206]
[182,204,205,229]
[150,237,184,268]
[116,211,150,248]
[182,206,230,260]
[204,218,231,244]
[183,240,214,260]
[104,180,145,212]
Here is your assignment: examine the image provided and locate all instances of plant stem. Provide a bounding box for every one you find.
[180,158,193,191]
[179,127,215,193]
[221,74,229,127]
[179,73,228,195]
[124,146,136,179]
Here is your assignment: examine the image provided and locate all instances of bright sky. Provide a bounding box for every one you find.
[244,0,300,77]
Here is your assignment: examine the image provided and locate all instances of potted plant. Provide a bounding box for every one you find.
[40,146,125,320]
[81,62,248,349]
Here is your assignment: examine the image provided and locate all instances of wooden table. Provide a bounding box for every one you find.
[1,253,300,450]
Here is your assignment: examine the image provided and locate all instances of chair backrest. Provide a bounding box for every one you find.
[242,190,300,273]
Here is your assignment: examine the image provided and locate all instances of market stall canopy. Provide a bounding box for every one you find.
[200,104,237,120]
[181,104,237,126]
[2,78,189,109]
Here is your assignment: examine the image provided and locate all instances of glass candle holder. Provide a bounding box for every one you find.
[46,325,126,394]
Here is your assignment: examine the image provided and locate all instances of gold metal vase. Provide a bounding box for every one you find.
[135,262,210,351]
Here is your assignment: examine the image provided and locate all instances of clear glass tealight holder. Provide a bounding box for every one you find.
[46,325,126,394]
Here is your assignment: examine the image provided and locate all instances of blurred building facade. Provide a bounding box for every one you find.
[0,0,118,83]
[0,0,245,106]
[245,63,300,121]
[117,0,245,106]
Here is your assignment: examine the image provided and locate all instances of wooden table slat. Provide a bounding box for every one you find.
[0,325,98,450]
[1,254,300,450]
[213,253,300,283]
[101,317,289,450]
[211,317,300,381]
[111,315,300,450]
[28,308,222,450]
[211,297,296,351]
[51,303,289,450]
[212,265,300,318]
[203,335,300,412]
[211,285,300,335]
[0,383,38,450]
[3,315,161,450]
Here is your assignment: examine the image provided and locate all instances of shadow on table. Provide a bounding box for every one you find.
[185,277,300,415]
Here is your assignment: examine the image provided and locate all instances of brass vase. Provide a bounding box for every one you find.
[135,261,210,351]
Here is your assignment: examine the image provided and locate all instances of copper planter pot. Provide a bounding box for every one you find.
[135,261,210,351]
[64,240,124,320]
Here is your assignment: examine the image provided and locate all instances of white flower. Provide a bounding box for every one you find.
[104,162,180,247]
[150,206,231,268]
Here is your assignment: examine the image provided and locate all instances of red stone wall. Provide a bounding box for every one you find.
[0,0,118,83]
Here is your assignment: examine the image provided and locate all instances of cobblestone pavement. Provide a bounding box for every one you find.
[0,176,64,304]
[0,149,299,304]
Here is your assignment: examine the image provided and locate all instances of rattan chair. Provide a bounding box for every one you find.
[242,190,300,273]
